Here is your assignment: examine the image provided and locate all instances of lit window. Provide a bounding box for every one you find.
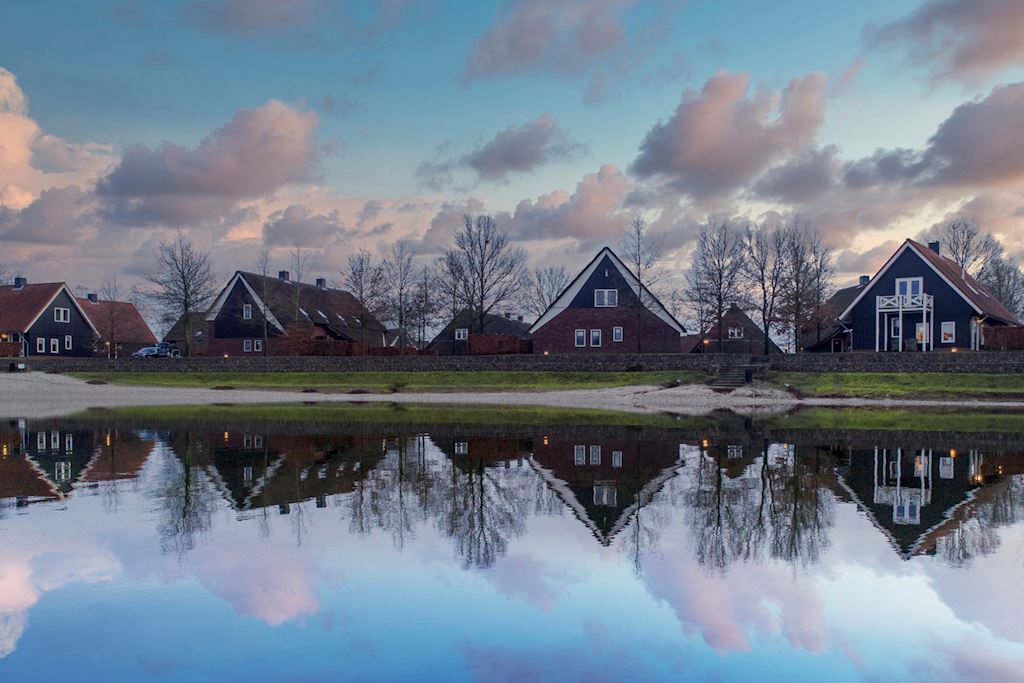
[612,451,623,468]
[253,339,263,353]
[243,304,252,320]
[65,335,72,350]
[455,441,469,455]
[243,339,252,352]
[612,326,623,342]
[574,445,586,465]
[941,321,955,344]
[575,329,586,347]
[594,289,618,307]
[50,338,59,354]
[590,329,601,347]
[728,327,744,339]
[455,328,469,341]
[590,445,601,465]
[36,337,46,353]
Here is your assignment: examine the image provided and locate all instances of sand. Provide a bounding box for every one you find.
[1,371,1021,420]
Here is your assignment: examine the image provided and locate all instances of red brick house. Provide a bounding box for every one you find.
[529,247,686,354]
[77,294,157,357]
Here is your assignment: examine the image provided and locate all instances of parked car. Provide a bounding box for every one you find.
[131,344,181,359]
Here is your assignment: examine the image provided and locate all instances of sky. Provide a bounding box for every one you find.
[2,0,1024,295]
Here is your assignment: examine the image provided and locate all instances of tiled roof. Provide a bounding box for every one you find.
[77,298,157,346]
[908,240,1019,324]
[0,282,64,332]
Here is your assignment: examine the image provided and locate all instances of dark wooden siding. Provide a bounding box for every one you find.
[568,255,642,309]
[25,290,95,357]
[847,248,977,350]
[212,279,278,340]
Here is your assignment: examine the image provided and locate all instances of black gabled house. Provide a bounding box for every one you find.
[426,309,531,355]
[0,278,99,357]
[837,239,1019,351]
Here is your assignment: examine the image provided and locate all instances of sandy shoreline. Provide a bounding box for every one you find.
[1,372,1022,419]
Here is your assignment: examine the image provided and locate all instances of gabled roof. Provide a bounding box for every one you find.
[77,298,157,346]
[699,304,782,354]
[798,281,864,350]
[163,311,207,343]
[838,239,1020,324]
[0,282,99,336]
[529,247,686,335]
[206,272,387,346]
[427,309,531,350]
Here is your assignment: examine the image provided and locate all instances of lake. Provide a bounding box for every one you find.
[1,404,1023,681]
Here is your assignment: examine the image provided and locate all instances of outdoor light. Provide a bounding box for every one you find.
[542,436,549,446]
[106,433,111,447]
[951,347,959,353]
[702,439,709,448]
[543,351,549,356]
[949,448,957,457]
[223,432,229,441]
[223,353,229,358]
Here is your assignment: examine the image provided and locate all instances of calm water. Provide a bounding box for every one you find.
[1,408,1023,682]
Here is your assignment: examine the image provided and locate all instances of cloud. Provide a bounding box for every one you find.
[0,67,28,115]
[0,185,93,243]
[96,100,318,226]
[183,0,325,36]
[866,0,1024,84]
[754,146,841,203]
[630,71,828,200]
[418,114,585,189]
[462,0,634,82]
[262,203,351,246]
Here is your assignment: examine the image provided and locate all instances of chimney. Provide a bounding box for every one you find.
[517,315,524,322]
[278,270,290,281]
[13,276,26,289]
[859,275,869,287]
[928,241,940,255]
[87,292,99,303]
[315,277,327,289]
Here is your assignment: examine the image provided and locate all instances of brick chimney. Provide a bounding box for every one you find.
[859,275,869,287]
[13,276,26,288]
[315,277,327,289]
[278,270,290,281]
[87,292,99,303]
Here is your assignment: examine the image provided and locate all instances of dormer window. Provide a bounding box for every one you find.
[728,326,744,339]
[455,328,469,341]
[594,289,618,307]
[243,304,253,320]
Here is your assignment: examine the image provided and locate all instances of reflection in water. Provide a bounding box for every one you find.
[2,412,1024,679]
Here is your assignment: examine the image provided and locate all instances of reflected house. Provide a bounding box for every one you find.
[838,443,1024,558]
[197,431,387,512]
[21,423,99,495]
[80,429,157,483]
[433,435,532,467]
[530,433,685,545]
[0,422,60,506]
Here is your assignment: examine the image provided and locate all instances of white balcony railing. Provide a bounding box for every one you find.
[876,293,933,311]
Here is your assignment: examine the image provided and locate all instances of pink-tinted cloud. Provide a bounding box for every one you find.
[462,0,634,82]
[630,71,828,200]
[96,100,318,226]
[866,0,1024,84]
[0,185,93,244]
[262,203,352,247]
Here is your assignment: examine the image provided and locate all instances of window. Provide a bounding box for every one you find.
[915,323,929,345]
[941,321,956,344]
[575,329,586,347]
[253,339,263,353]
[55,461,72,482]
[51,431,59,449]
[914,454,928,477]
[939,456,954,479]
[37,432,45,450]
[243,435,252,448]
[455,328,469,341]
[593,484,617,507]
[727,444,743,459]
[594,289,618,307]
[455,441,469,455]
[65,335,72,350]
[896,277,922,298]
[243,304,252,320]
[243,339,253,352]
[64,434,73,452]
[574,445,586,465]
[589,445,601,465]
[612,326,623,342]
[36,337,45,353]
[889,461,900,480]
[54,307,70,323]
[50,337,59,354]
[728,326,744,339]
[590,329,601,347]
[243,466,254,485]
[612,451,623,468]
[890,317,901,338]
[254,435,263,448]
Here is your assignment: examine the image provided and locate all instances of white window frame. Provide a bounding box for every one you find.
[612,450,623,468]
[727,326,744,339]
[589,445,601,465]
[54,307,70,323]
[37,432,46,450]
[590,329,601,347]
[612,326,623,342]
[939,456,954,479]
[455,441,469,455]
[253,338,263,353]
[895,277,923,298]
[574,445,586,465]
[50,337,59,354]
[243,339,253,352]
[243,304,253,320]
[64,434,73,452]
[65,335,72,350]
[915,322,929,346]
[890,317,901,338]
[594,289,618,307]
[941,321,955,344]
[36,337,46,353]
[455,328,469,341]
[574,329,586,347]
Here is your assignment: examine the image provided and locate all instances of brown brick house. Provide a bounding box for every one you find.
[529,247,686,354]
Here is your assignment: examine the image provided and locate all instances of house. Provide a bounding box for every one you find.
[426,309,531,355]
[163,312,209,356]
[77,293,157,357]
[839,239,1019,351]
[200,271,387,356]
[799,276,869,353]
[529,247,686,354]
[684,304,782,354]
[0,278,99,357]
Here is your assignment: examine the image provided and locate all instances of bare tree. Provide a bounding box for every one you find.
[409,265,440,348]
[743,221,786,355]
[98,276,131,358]
[289,246,311,324]
[808,235,835,348]
[685,217,745,350]
[941,218,1000,277]
[0,263,8,286]
[435,252,465,325]
[254,249,273,356]
[442,215,527,332]
[148,231,218,356]
[778,220,817,353]
[619,216,666,353]
[980,255,1024,319]
[342,249,388,329]
[383,241,416,353]
[525,266,570,318]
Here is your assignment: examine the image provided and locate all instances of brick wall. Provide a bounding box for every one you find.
[531,307,682,354]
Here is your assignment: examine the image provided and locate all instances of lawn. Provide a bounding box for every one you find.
[69,370,707,393]
[769,371,1024,400]
[769,406,1024,432]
